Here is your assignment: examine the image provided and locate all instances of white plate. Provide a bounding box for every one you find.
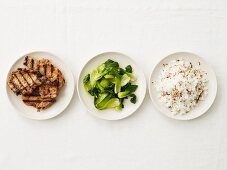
[149,52,217,120]
[77,52,146,120]
[6,51,75,120]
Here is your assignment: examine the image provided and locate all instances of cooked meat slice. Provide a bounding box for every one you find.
[8,73,29,95]
[39,85,58,99]
[23,100,55,111]
[37,101,55,111]
[19,69,35,87]
[11,74,23,89]
[8,75,21,95]
[22,95,55,111]
[14,71,33,94]
[22,95,53,102]
[46,64,52,78]
[23,101,38,108]
[49,67,65,88]
[39,65,45,76]
[48,85,58,98]
[38,59,49,76]
[14,71,28,87]
[9,56,65,112]
[23,56,34,70]
[33,60,39,72]
[8,82,19,95]
[58,71,65,88]
[39,85,50,98]
[31,87,40,96]
[8,69,43,95]
[50,67,59,82]
[23,57,48,75]
[28,72,42,86]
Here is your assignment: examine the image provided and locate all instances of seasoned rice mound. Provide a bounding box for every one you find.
[154,59,208,115]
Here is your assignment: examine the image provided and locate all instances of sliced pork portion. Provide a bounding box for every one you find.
[23,56,65,88]
[22,94,55,112]
[8,69,44,96]
[8,56,65,112]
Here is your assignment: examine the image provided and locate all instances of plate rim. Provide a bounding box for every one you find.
[77,51,147,120]
[148,51,217,120]
[6,50,75,120]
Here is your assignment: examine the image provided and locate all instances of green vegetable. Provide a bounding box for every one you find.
[114,77,121,94]
[88,87,99,98]
[120,74,130,86]
[97,98,121,110]
[115,98,124,110]
[118,83,138,98]
[83,74,91,92]
[83,59,138,111]
[96,81,105,93]
[95,93,113,109]
[126,72,137,81]
[95,93,109,105]
[125,65,132,73]
[104,75,114,79]
[129,94,137,104]
[100,79,110,87]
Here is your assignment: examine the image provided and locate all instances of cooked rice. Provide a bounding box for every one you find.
[154,59,208,115]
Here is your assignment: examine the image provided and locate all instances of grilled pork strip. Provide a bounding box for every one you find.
[23,101,55,112]
[37,101,55,111]
[39,85,58,99]
[23,56,34,70]
[46,64,52,78]
[8,56,65,111]
[22,95,54,102]
[8,74,20,95]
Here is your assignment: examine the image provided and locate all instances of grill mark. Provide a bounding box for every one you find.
[12,74,26,95]
[33,60,39,72]
[28,72,37,83]
[15,72,29,88]
[23,100,53,102]
[46,64,52,78]
[23,56,28,66]
[21,71,34,87]
[28,57,33,69]
[26,72,36,85]
[51,64,54,78]
[12,74,23,89]
[44,63,47,76]
[39,63,45,76]
[29,72,42,85]
[32,58,34,70]
[14,72,33,94]
[22,95,53,100]
[23,56,33,69]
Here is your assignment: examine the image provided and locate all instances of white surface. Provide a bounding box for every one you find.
[149,52,217,120]
[0,0,226,170]
[78,52,146,120]
[6,51,75,120]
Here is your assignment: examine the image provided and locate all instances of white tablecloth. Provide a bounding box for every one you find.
[0,0,226,170]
